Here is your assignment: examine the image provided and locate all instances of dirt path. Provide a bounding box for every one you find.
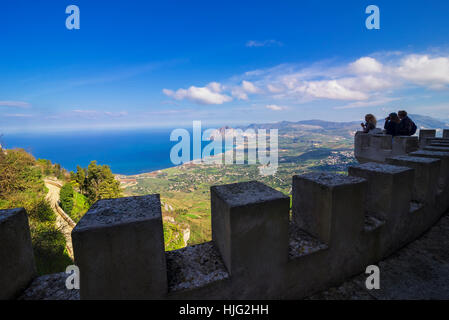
[44,180,74,259]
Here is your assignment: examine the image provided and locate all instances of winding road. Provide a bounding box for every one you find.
[44,179,75,259]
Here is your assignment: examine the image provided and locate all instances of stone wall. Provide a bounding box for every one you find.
[354,131,419,163]
[0,208,36,299]
[2,128,449,300]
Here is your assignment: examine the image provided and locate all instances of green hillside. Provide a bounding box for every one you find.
[0,148,72,275]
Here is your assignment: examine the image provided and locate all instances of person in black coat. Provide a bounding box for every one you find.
[384,112,400,136]
[397,110,417,136]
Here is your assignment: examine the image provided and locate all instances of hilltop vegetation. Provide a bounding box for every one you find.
[61,161,122,223]
[0,148,124,273]
[0,148,72,275]
[71,161,122,206]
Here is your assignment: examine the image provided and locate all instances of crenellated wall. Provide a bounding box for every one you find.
[1,129,449,300]
[354,131,419,163]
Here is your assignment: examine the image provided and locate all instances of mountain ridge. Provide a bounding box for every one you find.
[240,114,449,132]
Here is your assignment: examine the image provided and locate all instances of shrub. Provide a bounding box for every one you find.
[30,221,72,275]
[29,198,56,222]
[60,183,74,215]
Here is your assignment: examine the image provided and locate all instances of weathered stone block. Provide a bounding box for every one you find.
[211,181,289,277]
[371,134,393,150]
[419,129,436,148]
[410,150,449,189]
[392,136,419,155]
[355,131,370,149]
[355,133,418,164]
[443,129,449,139]
[0,208,36,299]
[348,162,414,223]
[354,133,393,163]
[72,195,167,299]
[292,173,366,245]
[386,156,440,205]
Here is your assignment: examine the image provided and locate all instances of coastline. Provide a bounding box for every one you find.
[115,148,237,188]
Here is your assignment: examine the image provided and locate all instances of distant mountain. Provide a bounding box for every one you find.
[240,114,449,136]
[240,119,361,138]
[244,119,360,131]
[408,114,449,129]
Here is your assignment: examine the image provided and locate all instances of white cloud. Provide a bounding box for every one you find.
[103,111,128,117]
[0,101,31,108]
[296,80,369,101]
[242,80,260,94]
[246,40,283,47]
[350,57,383,74]
[72,110,128,118]
[231,88,248,100]
[162,52,449,108]
[265,104,287,111]
[266,84,284,93]
[396,55,449,89]
[230,80,262,100]
[163,83,232,105]
[334,97,400,109]
[337,75,395,93]
[4,113,33,117]
[206,82,223,93]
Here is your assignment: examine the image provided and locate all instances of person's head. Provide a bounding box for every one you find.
[389,112,400,123]
[398,110,407,119]
[365,114,377,125]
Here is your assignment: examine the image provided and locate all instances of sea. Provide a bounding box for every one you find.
[2,128,227,175]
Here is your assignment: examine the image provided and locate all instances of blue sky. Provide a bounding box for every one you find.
[1,0,449,132]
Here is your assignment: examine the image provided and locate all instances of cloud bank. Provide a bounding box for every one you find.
[162,52,449,109]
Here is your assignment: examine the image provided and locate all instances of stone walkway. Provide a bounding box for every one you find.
[309,212,449,300]
[44,180,74,258]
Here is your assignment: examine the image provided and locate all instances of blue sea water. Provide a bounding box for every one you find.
[2,129,225,175]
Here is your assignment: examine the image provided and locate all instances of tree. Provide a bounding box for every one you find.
[69,171,77,182]
[60,183,74,214]
[0,149,42,198]
[75,165,86,192]
[37,159,52,176]
[83,161,122,204]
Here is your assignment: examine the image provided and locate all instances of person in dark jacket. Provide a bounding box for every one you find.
[398,110,417,136]
[384,112,400,136]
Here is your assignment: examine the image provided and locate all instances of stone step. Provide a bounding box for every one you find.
[431,144,449,148]
[166,241,229,293]
[425,146,449,152]
[289,222,328,259]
